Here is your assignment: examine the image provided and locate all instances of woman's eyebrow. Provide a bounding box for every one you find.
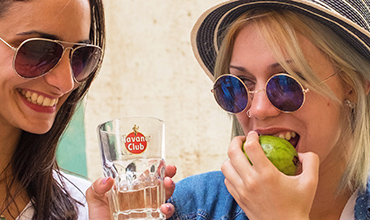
[17,30,60,40]
[268,60,294,70]
[230,60,294,73]
[16,30,90,43]
[229,65,248,73]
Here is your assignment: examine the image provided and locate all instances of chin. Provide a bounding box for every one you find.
[22,123,54,135]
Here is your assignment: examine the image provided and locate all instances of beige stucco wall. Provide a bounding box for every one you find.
[84,0,232,182]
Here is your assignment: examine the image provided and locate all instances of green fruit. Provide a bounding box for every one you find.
[242,135,299,175]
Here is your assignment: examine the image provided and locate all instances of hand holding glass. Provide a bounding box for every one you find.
[97,117,166,220]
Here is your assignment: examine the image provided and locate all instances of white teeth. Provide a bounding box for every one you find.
[276,131,296,141]
[285,132,291,140]
[37,95,43,105]
[43,97,51,106]
[291,132,296,138]
[25,91,31,98]
[31,93,38,104]
[18,89,58,107]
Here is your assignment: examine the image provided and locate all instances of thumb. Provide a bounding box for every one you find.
[160,203,175,219]
[86,177,114,220]
[86,177,114,198]
[297,152,319,185]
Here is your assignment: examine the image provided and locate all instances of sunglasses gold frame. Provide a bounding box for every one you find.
[212,73,313,114]
[0,37,102,83]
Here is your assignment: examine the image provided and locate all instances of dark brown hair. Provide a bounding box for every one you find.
[0,0,105,219]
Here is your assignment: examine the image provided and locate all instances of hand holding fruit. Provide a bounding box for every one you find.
[242,135,299,175]
[221,131,319,220]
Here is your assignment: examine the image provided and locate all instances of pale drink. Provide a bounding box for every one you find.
[109,158,165,220]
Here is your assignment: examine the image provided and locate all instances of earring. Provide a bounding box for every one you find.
[344,99,356,109]
[247,109,251,118]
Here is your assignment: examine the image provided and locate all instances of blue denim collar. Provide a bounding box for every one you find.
[169,171,370,220]
[355,180,370,220]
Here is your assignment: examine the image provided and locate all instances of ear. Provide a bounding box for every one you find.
[365,79,370,95]
[343,81,356,102]
[344,77,370,100]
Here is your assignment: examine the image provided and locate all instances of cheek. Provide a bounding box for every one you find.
[302,97,343,159]
[0,54,15,77]
[56,91,73,111]
[235,112,251,135]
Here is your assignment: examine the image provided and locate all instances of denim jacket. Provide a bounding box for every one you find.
[168,171,370,220]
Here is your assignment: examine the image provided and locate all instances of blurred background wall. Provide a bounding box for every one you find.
[58,0,233,183]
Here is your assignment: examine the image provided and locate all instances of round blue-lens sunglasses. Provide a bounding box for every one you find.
[212,73,336,114]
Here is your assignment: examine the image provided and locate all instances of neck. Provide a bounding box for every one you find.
[0,124,28,220]
[0,185,29,220]
[0,127,21,173]
[309,151,354,220]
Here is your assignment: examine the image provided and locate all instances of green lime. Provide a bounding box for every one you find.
[242,135,299,175]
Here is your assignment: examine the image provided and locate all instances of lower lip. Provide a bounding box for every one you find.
[19,93,57,113]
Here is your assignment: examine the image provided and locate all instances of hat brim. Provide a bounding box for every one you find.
[191,0,370,81]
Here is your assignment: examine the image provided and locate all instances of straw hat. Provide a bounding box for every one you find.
[191,0,370,80]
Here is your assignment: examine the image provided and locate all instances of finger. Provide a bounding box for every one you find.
[227,133,257,176]
[223,178,241,204]
[240,131,260,164]
[89,177,114,197]
[86,177,113,200]
[227,136,250,168]
[160,203,175,219]
[165,165,177,178]
[298,152,320,181]
[86,177,115,220]
[224,136,256,186]
[239,131,270,170]
[164,177,175,200]
[221,159,244,190]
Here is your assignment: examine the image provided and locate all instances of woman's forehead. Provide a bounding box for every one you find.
[0,0,91,42]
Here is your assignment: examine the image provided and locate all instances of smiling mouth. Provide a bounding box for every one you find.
[18,89,59,107]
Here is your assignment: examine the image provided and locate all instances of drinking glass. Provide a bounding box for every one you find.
[97,116,166,220]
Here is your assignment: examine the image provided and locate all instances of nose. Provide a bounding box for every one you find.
[247,87,280,120]
[42,49,75,93]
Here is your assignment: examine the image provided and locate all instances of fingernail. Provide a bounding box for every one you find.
[165,204,172,212]
[248,130,256,136]
[102,177,109,185]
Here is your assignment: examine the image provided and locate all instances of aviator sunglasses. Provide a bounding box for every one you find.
[212,73,310,113]
[0,37,102,83]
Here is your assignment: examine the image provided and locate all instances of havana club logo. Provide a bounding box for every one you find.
[124,125,147,154]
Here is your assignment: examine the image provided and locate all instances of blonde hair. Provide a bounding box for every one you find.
[214,8,370,192]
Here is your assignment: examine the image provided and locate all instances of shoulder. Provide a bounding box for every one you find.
[171,171,228,205]
[18,171,92,220]
[54,171,92,220]
[168,171,247,220]
[59,172,92,195]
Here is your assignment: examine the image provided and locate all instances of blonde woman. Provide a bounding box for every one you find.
[168,0,370,219]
